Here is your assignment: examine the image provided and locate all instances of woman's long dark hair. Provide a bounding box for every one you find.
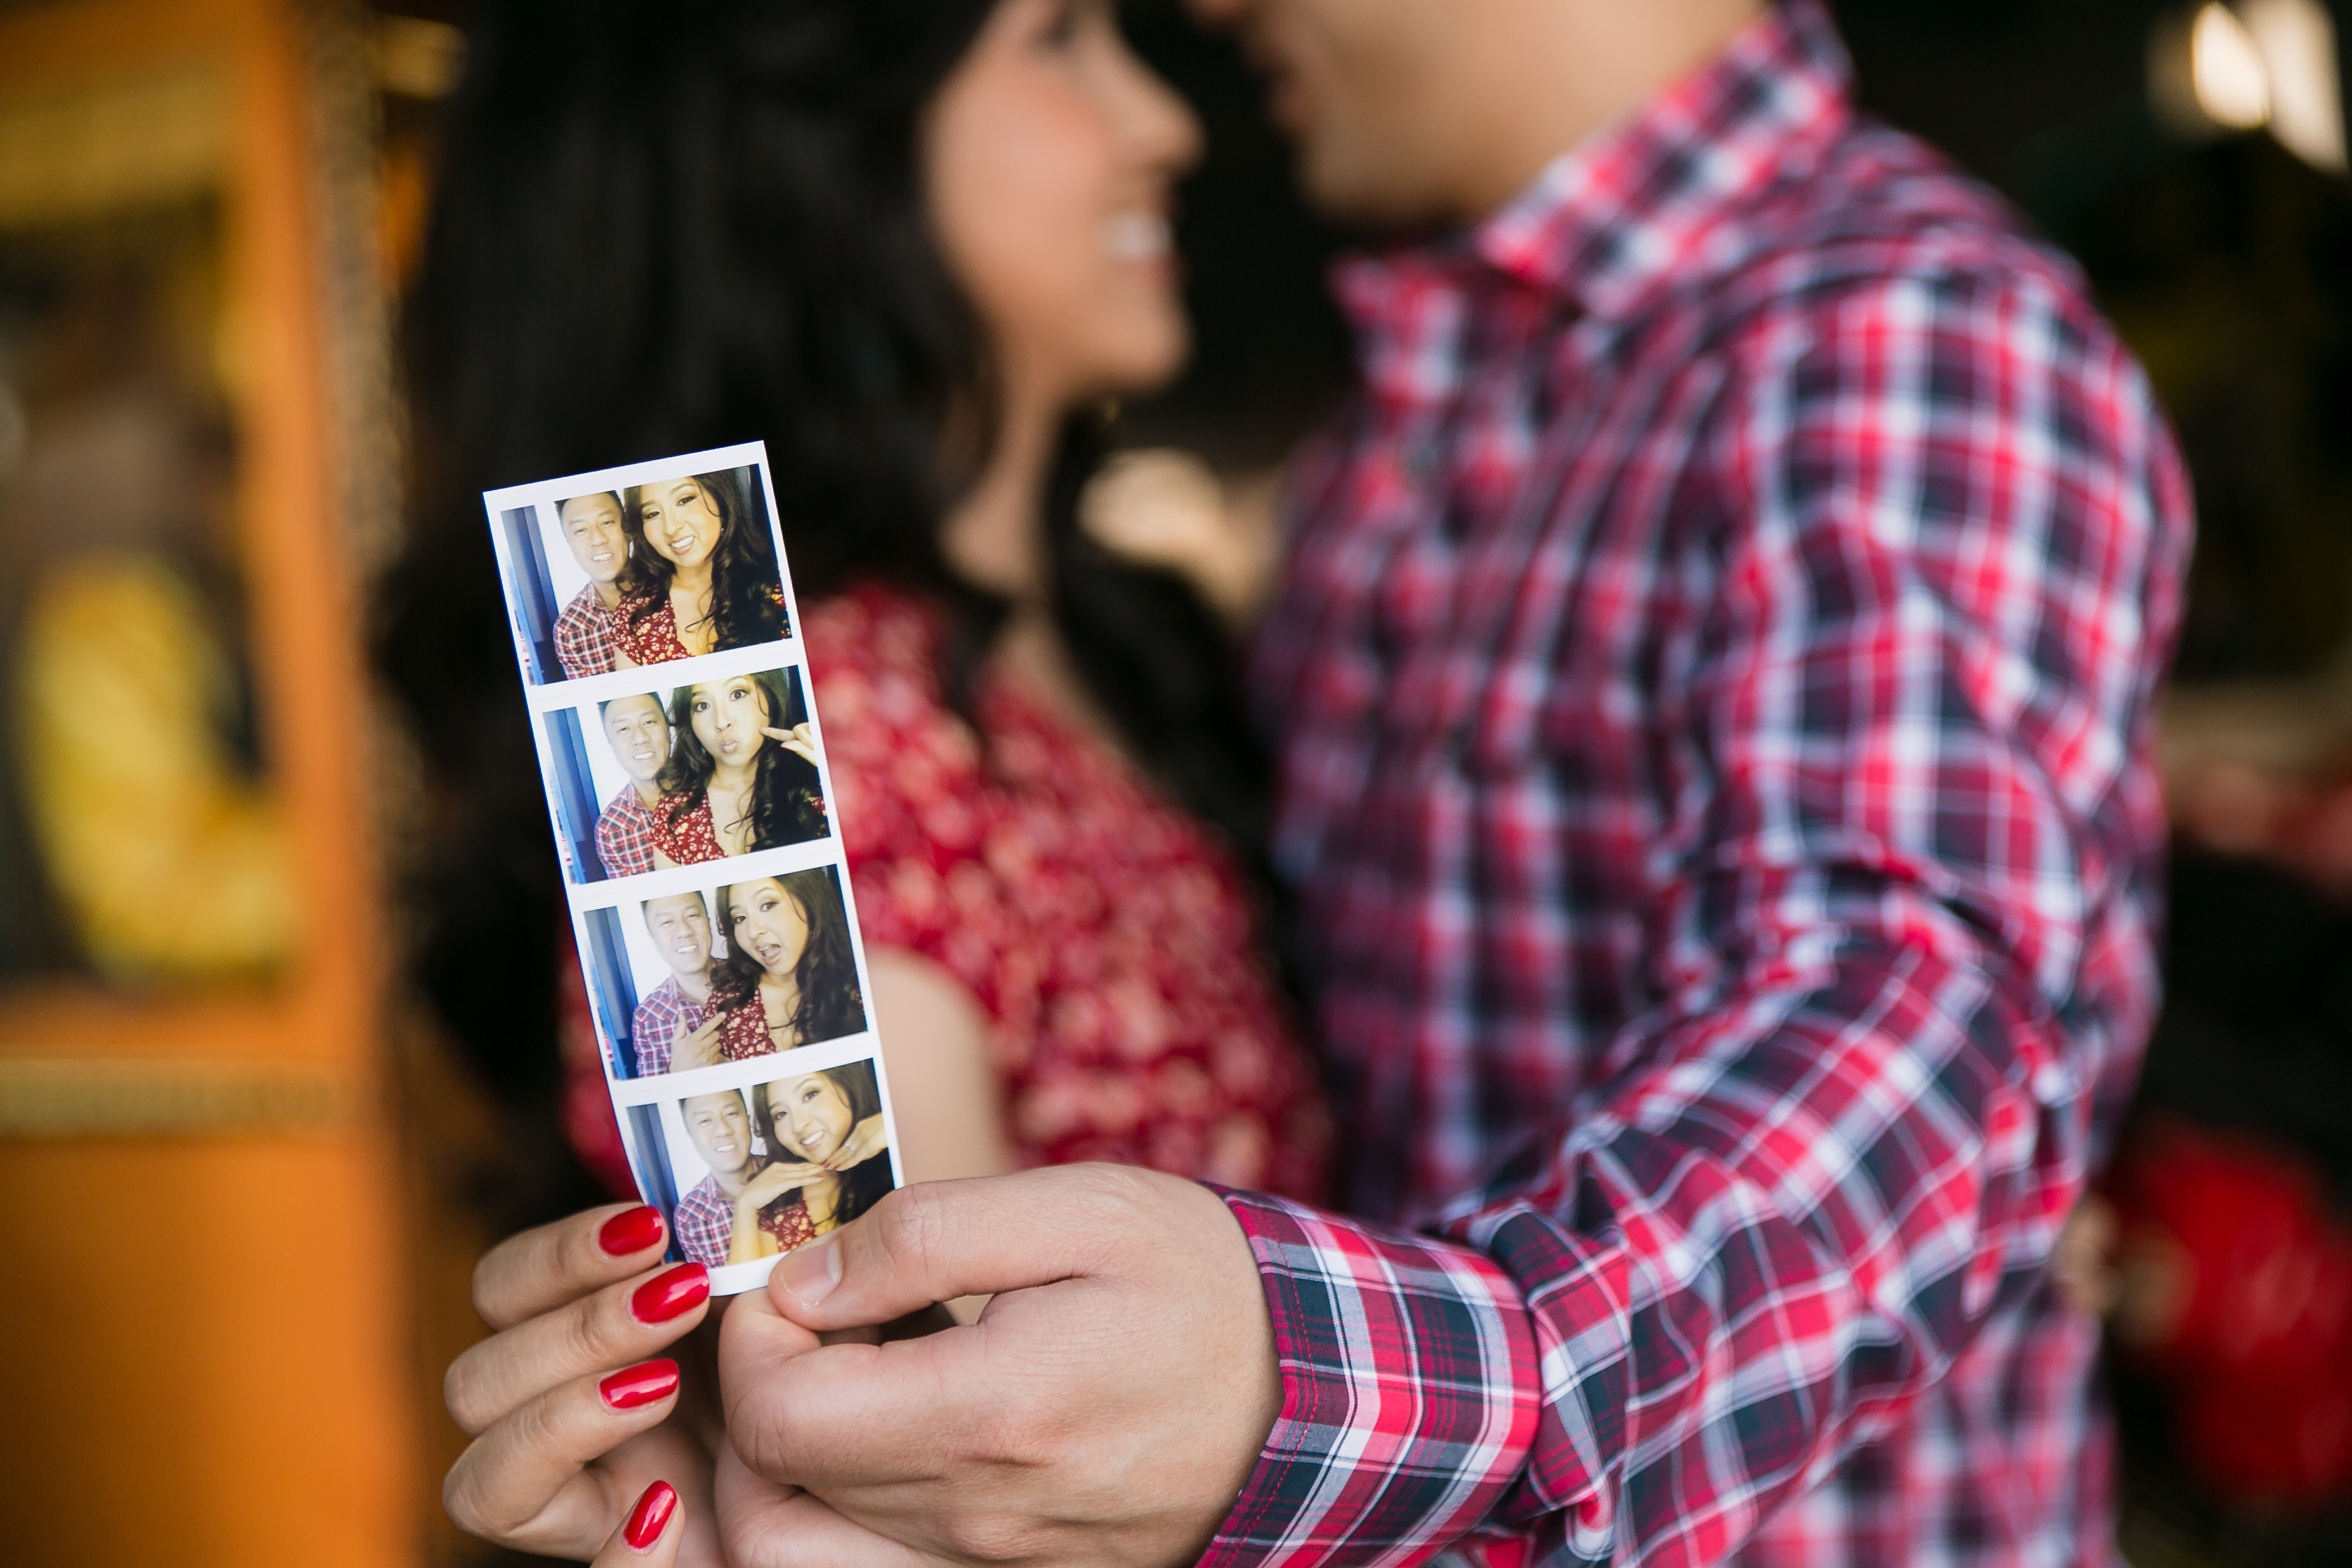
[374,0,1273,1181]
[754,1061,892,1228]
[619,469,788,649]
[711,869,865,1047]
[658,668,826,849]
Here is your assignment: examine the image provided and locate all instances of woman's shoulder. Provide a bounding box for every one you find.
[799,582,946,689]
[798,584,986,852]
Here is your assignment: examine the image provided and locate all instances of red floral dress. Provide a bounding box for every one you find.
[610,583,786,665]
[757,1193,817,1253]
[649,794,725,865]
[804,585,1329,1199]
[716,1000,786,1061]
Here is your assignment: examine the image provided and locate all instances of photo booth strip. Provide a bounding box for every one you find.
[482,441,908,1294]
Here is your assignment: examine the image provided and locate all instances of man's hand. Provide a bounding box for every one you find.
[716,1165,1281,1567]
[672,1016,727,1072]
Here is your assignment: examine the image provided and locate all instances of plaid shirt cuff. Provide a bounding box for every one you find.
[1203,1191,1551,1568]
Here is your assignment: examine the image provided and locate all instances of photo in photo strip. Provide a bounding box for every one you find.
[483,442,904,1297]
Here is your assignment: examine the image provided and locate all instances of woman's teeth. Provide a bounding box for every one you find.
[1101,210,1171,262]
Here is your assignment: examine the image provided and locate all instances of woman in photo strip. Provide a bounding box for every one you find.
[612,472,788,665]
[671,1062,892,1268]
[646,669,826,865]
[655,868,866,1073]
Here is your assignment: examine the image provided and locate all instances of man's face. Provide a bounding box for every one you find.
[681,1091,754,1178]
[602,694,671,786]
[643,893,713,980]
[558,492,628,585]
[1187,0,1465,226]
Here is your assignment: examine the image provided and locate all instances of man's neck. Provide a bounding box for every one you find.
[594,580,622,607]
[633,777,664,806]
[710,1156,759,1202]
[675,968,713,1006]
[1408,0,1768,225]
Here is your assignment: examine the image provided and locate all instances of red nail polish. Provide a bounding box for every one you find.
[624,1480,678,1550]
[599,1359,680,1411]
[599,1206,666,1257]
[630,1263,709,1324]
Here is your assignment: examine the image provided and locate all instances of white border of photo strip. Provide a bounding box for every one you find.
[483,440,905,1298]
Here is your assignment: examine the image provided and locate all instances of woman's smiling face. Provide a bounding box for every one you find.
[637,478,725,572]
[769,1072,855,1164]
[689,677,770,769]
[729,878,811,979]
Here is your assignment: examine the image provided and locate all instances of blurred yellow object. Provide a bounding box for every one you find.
[14,550,293,978]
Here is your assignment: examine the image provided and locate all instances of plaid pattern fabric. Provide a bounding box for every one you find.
[597,787,661,880]
[671,1172,734,1268]
[553,583,619,681]
[1215,5,2191,1567]
[631,975,707,1077]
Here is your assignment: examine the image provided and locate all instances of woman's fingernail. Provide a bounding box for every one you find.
[599,1206,666,1257]
[630,1263,710,1324]
[624,1480,678,1550]
[599,1359,680,1411]
[776,1237,842,1307]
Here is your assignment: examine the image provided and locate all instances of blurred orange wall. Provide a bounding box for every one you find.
[0,1,413,1563]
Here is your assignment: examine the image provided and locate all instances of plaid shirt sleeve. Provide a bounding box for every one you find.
[1206,267,2189,1568]
[671,1176,734,1269]
[554,587,618,681]
[597,789,660,880]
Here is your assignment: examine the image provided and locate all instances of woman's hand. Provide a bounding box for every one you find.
[671,1016,727,1072]
[817,1115,888,1174]
[593,1480,683,1568]
[736,1158,826,1213]
[442,1203,725,1565]
[763,723,821,769]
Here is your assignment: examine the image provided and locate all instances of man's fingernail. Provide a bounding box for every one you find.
[599,1358,680,1411]
[630,1263,710,1324]
[776,1237,842,1306]
[599,1206,666,1257]
[624,1480,678,1550]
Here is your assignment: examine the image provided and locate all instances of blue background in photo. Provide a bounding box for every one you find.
[623,1104,685,1263]
[582,905,645,1078]
[501,504,561,684]
[543,708,608,883]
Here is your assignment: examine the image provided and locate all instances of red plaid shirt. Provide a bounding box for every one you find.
[1211,5,2190,1567]
[671,1171,736,1269]
[597,786,661,880]
[554,583,620,681]
[631,975,708,1078]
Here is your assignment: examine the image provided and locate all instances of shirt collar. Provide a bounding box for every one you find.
[1339,0,1855,335]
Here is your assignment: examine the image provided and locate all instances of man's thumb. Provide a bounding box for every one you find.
[765,1168,1091,1330]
